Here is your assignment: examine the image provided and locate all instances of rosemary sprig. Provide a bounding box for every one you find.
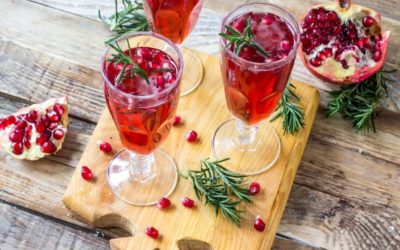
[219,18,270,58]
[326,68,396,133]
[271,83,305,134]
[182,158,252,226]
[107,40,149,85]
[99,0,150,44]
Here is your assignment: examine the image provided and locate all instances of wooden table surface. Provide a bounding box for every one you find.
[0,0,399,249]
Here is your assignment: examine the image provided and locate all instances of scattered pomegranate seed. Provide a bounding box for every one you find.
[249,182,261,195]
[182,197,195,208]
[47,111,60,122]
[173,115,181,126]
[254,215,266,232]
[53,104,65,116]
[145,226,159,239]
[185,130,198,143]
[81,166,93,181]
[99,141,113,153]
[363,16,374,27]
[41,141,57,153]
[53,129,65,140]
[157,197,171,209]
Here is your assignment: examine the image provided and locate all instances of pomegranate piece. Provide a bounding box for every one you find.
[298,0,390,84]
[254,215,266,232]
[249,182,261,195]
[0,97,69,160]
[172,115,182,126]
[98,141,113,153]
[185,130,198,143]
[182,197,195,208]
[81,166,93,181]
[145,226,159,239]
[157,197,171,209]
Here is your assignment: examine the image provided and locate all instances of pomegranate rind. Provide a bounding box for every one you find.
[0,97,69,160]
[298,2,390,84]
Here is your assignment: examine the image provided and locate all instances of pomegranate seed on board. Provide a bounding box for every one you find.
[81,166,93,181]
[182,197,195,208]
[99,141,113,153]
[157,197,171,209]
[173,115,181,126]
[249,182,261,195]
[145,226,159,239]
[185,130,198,142]
[254,215,266,232]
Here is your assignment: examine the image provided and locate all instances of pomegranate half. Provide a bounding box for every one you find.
[299,0,390,84]
[0,97,69,160]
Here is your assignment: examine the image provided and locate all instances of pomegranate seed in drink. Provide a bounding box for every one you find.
[81,166,93,181]
[99,141,113,153]
[173,115,182,126]
[249,182,261,195]
[157,197,171,209]
[254,215,266,232]
[182,197,195,208]
[145,226,159,239]
[185,130,198,142]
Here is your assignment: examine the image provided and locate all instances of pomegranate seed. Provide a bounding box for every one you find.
[356,39,364,49]
[4,116,16,126]
[36,132,50,146]
[47,111,60,122]
[81,166,93,181]
[35,120,46,133]
[333,26,341,34]
[41,115,49,127]
[249,182,261,195]
[15,120,28,130]
[25,125,33,137]
[53,129,65,140]
[185,130,198,143]
[53,104,65,116]
[12,142,24,155]
[340,59,349,69]
[23,138,31,149]
[373,51,381,62]
[26,110,38,123]
[326,12,337,22]
[9,130,24,143]
[310,58,322,67]
[48,122,58,130]
[157,197,171,209]
[316,51,327,61]
[182,197,195,208]
[363,16,374,27]
[262,14,275,25]
[317,13,326,22]
[99,141,112,153]
[323,48,333,57]
[145,226,159,239]
[254,215,266,232]
[304,13,316,24]
[41,141,57,153]
[0,119,5,130]
[280,40,291,52]
[173,115,181,126]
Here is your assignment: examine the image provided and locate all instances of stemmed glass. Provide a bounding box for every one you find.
[212,3,300,175]
[101,32,183,205]
[143,0,204,96]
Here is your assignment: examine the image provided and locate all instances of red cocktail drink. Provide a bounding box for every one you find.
[221,12,296,125]
[102,32,183,206]
[144,0,203,44]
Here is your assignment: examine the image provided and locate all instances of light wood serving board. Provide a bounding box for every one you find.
[63,51,319,250]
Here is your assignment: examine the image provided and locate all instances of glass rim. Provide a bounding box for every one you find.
[100,31,184,100]
[220,2,300,69]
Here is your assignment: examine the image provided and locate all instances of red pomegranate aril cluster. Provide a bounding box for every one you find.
[81,166,93,181]
[182,197,195,208]
[157,197,171,209]
[145,226,159,239]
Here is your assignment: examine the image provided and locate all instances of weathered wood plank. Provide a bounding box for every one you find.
[0,202,109,250]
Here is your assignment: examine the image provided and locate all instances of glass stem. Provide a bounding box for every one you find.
[128,151,156,182]
[234,119,258,145]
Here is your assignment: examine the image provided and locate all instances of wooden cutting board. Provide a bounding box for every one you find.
[63,50,319,250]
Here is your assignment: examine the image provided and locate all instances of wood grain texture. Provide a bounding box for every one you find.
[63,51,320,250]
[0,202,109,250]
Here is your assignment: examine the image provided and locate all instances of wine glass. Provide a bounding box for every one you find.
[212,3,300,175]
[143,0,204,96]
[101,32,183,205]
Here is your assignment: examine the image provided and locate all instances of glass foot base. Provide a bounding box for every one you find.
[107,149,178,206]
[180,47,204,97]
[212,119,281,176]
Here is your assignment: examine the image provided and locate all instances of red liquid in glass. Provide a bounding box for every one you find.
[221,12,296,125]
[144,0,203,44]
[104,47,179,155]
